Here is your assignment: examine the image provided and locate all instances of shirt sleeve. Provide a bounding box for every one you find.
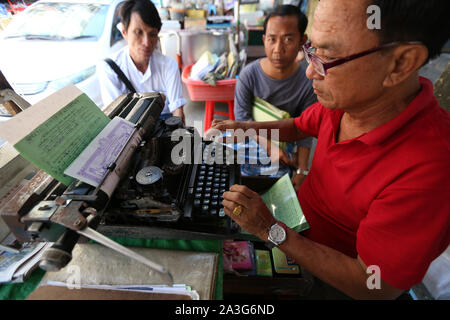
[294,102,326,138]
[165,60,186,113]
[296,136,313,148]
[234,71,254,121]
[97,60,127,109]
[357,176,450,290]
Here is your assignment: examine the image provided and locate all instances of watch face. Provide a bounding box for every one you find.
[269,224,286,244]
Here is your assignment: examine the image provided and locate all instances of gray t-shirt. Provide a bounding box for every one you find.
[234,59,317,148]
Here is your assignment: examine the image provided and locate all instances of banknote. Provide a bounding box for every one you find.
[64,116,134,187]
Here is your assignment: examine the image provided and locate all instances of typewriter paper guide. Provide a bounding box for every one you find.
[0,85,110,186]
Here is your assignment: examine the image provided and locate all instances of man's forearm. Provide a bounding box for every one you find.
[239,118,309,142]
[296,146,310,170]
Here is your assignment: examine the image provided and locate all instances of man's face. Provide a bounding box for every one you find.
[306,0,391,110]
[263,15,304,70]
[122,12,159,63]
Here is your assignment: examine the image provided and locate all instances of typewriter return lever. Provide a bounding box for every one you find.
[37,199,174,286]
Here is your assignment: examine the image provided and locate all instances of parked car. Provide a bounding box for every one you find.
[0,0,127,109]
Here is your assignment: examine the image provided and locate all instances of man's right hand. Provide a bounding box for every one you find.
[210,119,244,131]
[205,119,247,141]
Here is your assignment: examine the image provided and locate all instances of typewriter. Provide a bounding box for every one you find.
[0,92,241,275]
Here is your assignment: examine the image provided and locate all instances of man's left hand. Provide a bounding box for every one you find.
[222,185,276,240]
[173,107,185,125]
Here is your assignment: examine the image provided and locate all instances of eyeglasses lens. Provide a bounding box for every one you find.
[311,57,325,76]
[303,44,325,76]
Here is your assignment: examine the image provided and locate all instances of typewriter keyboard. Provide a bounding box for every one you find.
[183,143,239,221]
[192,163,229,217]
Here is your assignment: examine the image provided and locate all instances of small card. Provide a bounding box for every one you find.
[223,241,253,270]
[271,247,300,275]
[255,250,272,277]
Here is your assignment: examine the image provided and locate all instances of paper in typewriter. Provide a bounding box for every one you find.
[0,85,110,186]
[64,116,135,187]
[261,173,310,233]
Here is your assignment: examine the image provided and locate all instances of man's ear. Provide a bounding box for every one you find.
[297,34,308,52]
[262,34,266,43]
[121,24,128,40]
[300,34,308,46]
[383,44,428,87]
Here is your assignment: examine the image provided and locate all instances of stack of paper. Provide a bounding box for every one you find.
[0,242,52,283]
[190,51,218,81]
[36,281,199,300]
[33,243,218,300]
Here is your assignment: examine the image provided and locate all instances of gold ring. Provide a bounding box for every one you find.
[232,205,243,216]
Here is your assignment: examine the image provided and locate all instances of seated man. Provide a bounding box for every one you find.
[98,0,186,121]
[210,0,450,299]
[234,5,316,188]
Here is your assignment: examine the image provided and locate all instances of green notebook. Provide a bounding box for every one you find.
[261,174,310,233]
[252,97,290,122]
[252,97,289,150]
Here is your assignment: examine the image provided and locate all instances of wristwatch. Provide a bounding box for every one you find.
[266,221,287,249]
[296,168,309,176]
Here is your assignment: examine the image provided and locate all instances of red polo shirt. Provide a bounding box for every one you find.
[294,77,450,290]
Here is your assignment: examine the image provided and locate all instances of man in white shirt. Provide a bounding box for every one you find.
[98,0,186,121]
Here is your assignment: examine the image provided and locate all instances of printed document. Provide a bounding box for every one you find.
[64,117,135,187]
[0,85,110,186]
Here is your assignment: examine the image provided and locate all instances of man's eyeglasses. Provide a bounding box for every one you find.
[302,41,422,76]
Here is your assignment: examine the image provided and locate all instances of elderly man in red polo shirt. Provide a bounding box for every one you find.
[210,0,450,299]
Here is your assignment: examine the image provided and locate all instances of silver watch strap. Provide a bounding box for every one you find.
[296,168,309,175]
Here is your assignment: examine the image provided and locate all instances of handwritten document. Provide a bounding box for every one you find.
[64,117,135,187]
[261,174,309,233]
[0,85,110,186]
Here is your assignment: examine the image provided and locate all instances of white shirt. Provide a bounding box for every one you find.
[98,47,186,114]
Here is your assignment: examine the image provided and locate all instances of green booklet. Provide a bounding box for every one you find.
[252,97,289,151]
[261,174,310,233]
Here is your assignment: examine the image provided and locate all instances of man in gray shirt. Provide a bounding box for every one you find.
[234,5,317,189]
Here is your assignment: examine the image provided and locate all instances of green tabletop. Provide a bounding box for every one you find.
[0,238,223,300]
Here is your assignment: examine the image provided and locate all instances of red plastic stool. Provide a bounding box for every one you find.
[181,64,237,133]
[203,100,235,132]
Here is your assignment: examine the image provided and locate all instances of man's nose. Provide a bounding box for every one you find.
[273,40,283,53]
[142,34,151,47]
[305,62,324,80]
